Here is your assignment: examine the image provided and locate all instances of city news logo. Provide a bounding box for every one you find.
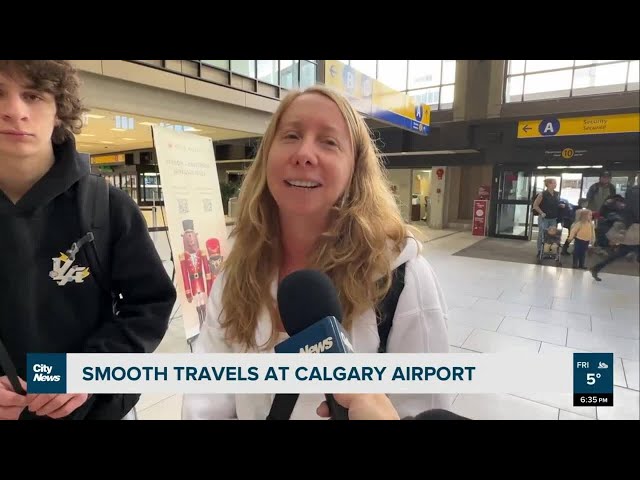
[573,352,614,407]
[300,337,333,353]
[27,353,67,394]
[50,252,90,286]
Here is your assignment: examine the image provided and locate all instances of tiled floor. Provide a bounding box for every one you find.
[141,228,639,420]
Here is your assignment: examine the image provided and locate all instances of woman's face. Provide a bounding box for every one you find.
[266,93,355,221]
[546,179,557,190]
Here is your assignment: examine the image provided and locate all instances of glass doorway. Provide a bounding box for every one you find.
[494,169,533,239]
[494,163,639,240]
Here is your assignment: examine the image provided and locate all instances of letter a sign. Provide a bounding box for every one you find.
[539,118,560,136]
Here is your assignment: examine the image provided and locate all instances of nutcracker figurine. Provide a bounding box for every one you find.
[206,238,224,283]
[179,219,213,328]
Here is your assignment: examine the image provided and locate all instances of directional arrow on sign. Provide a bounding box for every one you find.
[522,124,531,133]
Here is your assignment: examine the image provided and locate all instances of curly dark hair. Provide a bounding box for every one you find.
[0,60,87,144]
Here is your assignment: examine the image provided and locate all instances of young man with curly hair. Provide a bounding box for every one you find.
[0,60,176,420]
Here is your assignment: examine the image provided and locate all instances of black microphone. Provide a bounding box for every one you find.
[275,269,351,420]
[409,409,470,420]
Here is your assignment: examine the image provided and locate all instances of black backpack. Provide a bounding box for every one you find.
[375,261,407,353]
[0,173,112,397]
[75,173,113,297]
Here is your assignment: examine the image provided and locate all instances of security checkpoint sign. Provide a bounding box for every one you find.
[517,113,640,139]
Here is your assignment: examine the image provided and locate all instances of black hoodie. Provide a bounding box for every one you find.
[0,138,177,420]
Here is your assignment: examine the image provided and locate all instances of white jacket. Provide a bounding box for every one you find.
[181,237,451,420]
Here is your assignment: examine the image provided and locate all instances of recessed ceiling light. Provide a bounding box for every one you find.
[79,133,95,137]
[111,128,126,132]
[100,141,114,144]
[122,137,137,141]
[139,122,157,126]
[85,114,105,119]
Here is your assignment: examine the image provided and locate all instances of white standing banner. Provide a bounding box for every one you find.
[152,126,228,342]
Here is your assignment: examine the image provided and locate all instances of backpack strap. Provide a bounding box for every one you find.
[376,262,407,353]
[76,174,112,297]
[266,393,300,420]
[0,337,26,395]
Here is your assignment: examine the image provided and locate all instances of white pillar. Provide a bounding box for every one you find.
[429,166,447,229]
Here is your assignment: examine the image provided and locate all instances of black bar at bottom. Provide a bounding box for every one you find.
[574,393,614,407]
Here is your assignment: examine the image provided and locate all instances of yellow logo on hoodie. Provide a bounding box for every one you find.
[49,252,90,286]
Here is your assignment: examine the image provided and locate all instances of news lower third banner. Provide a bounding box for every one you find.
[26,353,614,404]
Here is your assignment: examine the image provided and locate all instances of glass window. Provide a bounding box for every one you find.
[257,60,278,85]
[279,60,295,89]
[560,173,582,206]
[408,60,441,89]
[572,62,628,96]
[523,69,573,101]
[506,60,637,102]
[506,74,524,102]
[408,87,440,108]
[509,60,525,75]
[231,60,256,78]
[442,60,456,84]
[628,60,639,89]
[300,60,316,88]
[440,85,454,109]
[501,171,531,201]
[377,60,407,90]
[496,204,529,236]
[574,60,618,66]
[338,60,456,111]
[349,60,377,78]
[202,60,229,70]
[525,60,574,73]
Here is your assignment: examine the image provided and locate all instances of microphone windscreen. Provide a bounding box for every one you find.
[277,269,343,336]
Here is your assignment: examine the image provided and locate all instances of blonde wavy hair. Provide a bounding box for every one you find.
[220,85,411,350]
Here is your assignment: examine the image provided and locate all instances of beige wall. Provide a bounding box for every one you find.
[429,167,449,229]
[72,61,275,136]
[444,167,461,225]
[457,165,493,219]
[386,169,412,222]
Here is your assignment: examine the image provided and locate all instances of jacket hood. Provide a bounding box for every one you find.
[0,136,89,215]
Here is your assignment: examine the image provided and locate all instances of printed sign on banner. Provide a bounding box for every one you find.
[472,200,488,236]
[152,126,228,342]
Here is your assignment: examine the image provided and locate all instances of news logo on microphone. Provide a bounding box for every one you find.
[274,317,353,354]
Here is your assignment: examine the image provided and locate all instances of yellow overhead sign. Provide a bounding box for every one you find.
[91,153,125,165]
[324,60,431,135]
[517,113,640,139]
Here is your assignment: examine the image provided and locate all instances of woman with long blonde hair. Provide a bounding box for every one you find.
[182,85,450,420]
